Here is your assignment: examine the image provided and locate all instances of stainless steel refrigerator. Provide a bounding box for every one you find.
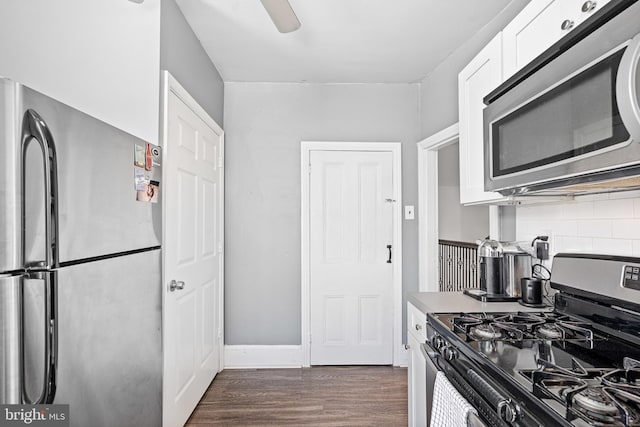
[0,78,162,426]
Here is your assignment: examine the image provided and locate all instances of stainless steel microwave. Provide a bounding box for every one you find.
[483,1,640,196]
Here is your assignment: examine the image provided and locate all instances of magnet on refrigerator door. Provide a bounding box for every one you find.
[134,167,150,191]
[136,180,159,203]
[134,144,145,168]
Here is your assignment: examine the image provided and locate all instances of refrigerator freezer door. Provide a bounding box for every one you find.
[22,250,162,426]
[0,274,23,404]
[19,84,161,265]
[0,80,21,272]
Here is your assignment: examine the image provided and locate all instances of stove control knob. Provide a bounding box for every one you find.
[432,335,446,351]
[498,400,520,423]
[443,346,457,361]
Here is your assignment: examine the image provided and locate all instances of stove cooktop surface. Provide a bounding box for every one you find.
[429,310,640,426]
[520,362,640,426]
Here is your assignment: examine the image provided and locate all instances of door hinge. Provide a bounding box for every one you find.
[218,243,223,253]
[218,157,224,168]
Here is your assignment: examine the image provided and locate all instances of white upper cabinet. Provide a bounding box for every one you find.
[456,0,612,206]
[503,0,611,78]
[458,32,506,205]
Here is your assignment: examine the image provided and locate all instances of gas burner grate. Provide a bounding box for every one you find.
[522,358,640,426]
[449,311,598,344]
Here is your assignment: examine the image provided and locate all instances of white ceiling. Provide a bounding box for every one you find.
[176,0,524,84]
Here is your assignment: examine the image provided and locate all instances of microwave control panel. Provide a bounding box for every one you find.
[623,265,640,291]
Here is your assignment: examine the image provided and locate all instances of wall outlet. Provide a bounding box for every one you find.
[535,240,550,260]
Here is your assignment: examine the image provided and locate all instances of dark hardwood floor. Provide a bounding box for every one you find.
[186,366,408,426]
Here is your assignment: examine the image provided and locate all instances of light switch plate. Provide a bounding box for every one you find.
[404,205,415,220]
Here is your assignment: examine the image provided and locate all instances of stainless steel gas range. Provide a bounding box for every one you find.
[426,253,640,426]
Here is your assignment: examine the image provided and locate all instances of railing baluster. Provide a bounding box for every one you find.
[437,240,479,292]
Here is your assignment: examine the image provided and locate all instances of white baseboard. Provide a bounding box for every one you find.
[224,345,304,369]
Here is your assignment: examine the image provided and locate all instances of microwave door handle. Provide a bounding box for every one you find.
[616,33,640,144]
[21,271,58,404]
[21,109,59,269]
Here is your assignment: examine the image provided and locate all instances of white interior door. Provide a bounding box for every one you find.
[309,150,394,365]
[163,76,224,427]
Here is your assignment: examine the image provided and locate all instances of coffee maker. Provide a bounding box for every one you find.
[464,239,532,302]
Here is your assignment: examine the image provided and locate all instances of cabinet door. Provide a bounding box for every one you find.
[408,333,427,427]
[503,0,612,78]
[503,0,574,78]
[458,32,505,205]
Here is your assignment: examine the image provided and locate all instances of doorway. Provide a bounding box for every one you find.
[417,124,493,292]
[301,142,403,367]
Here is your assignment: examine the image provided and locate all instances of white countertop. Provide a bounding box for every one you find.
[408,291,553,314]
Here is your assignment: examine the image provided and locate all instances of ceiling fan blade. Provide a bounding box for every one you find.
[260,0,301,33]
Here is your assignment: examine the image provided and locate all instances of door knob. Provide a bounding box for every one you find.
[169,280,185,292]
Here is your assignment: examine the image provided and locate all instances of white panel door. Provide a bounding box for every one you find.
[163,86,223,427]
[309,150,394,365]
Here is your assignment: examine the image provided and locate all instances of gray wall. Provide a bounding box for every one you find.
[438,143,490,242]
[420,1,530,137]
[160,0,224,125]
[224,82,420,345]
[0,0,160,142]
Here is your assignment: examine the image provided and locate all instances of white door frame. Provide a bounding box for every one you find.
[417,124,458,292]
[160,70,225,378]
[417,123,501,292]
[301,141,403,367]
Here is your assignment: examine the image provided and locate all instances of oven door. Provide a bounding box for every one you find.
[421,342,438,426]
[422,342,490,427]
[425,339,521,427]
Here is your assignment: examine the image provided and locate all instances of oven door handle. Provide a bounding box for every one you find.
[463,364,520,424]
[421,343,438,361]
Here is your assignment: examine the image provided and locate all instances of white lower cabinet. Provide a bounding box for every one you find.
[408,332,428,426]
[408,302,428,427]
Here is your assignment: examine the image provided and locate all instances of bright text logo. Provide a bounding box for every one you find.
[0,405,68,427]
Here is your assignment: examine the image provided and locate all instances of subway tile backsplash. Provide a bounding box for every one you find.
[516,194,640,259]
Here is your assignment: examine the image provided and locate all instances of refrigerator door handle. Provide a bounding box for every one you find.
[0,273,24,404]
[22,109,59,269]
[22,270,57,404]
[21,109,59,404]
